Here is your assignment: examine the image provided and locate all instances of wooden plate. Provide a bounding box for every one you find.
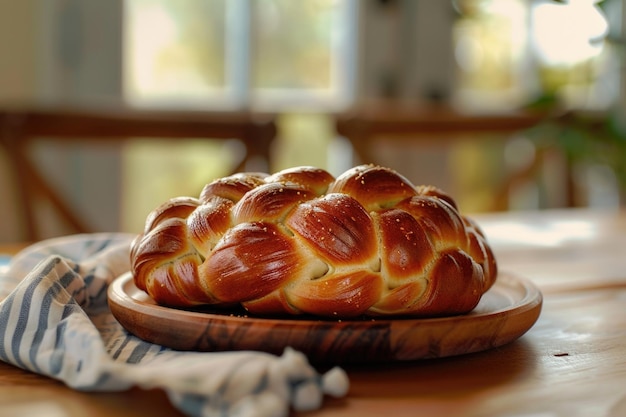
[108,272,542,364]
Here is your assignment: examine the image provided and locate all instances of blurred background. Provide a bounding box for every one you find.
[1,0,625,243]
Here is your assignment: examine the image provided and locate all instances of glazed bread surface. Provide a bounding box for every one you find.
[130,164,497,318]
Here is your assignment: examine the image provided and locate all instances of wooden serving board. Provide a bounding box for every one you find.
[108,271,542,364]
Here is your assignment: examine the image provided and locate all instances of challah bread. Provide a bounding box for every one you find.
[130,164,497,318]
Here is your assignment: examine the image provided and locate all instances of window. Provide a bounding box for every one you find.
[123,0,358,111]
[453,0,618,112]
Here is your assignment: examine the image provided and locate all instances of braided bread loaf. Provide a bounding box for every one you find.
[130,164,497,318]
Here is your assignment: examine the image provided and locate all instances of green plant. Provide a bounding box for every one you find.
[523,105,626,205]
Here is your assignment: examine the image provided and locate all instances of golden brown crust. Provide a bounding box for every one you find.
[285,193,378,267]
[131,164,498,318]
[328,165,417,211]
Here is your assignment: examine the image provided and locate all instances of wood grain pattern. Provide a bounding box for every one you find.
[107,272,542,364]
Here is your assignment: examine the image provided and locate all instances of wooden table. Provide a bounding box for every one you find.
[1,208,626,417]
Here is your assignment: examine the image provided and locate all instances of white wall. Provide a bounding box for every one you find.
[0,2,40,242]
[0,0,124,242]
[0,2,38,101]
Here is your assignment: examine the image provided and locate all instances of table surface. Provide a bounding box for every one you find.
[1,207,626,417]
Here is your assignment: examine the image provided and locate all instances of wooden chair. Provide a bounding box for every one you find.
[0,106,277,241]
[333,101,568,211]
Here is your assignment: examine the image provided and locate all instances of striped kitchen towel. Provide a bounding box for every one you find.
[0,233,348,417]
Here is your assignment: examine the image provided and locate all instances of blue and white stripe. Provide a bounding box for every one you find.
[0,233,348,417]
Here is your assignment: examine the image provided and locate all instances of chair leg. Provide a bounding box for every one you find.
[3,143,38,241]
[5,142,91,241]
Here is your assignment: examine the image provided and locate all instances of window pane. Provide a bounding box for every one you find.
[250,0,354,108]
[252,0,335,90]
[452,0,615,111]
[123,0,228,105]
[124,0,355,109]
[452,0,530,111]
